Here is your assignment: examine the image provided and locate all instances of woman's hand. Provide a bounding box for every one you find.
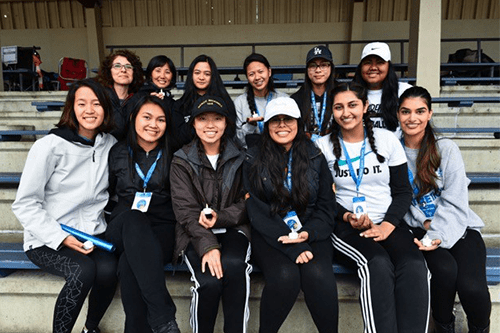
[344,212,372,230]
[296,251,313,264]
[359,221,395,242]
[199,210,218,229]
[278,231,309,244]
[414,237,441,251]
[62,235,93,255]
[201,249,223,279]
[150,91,164,100]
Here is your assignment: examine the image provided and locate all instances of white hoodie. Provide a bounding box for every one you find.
[12,129,117,251]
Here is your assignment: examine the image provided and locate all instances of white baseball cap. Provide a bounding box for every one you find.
[361,42,391,62]
[264,97,301,123]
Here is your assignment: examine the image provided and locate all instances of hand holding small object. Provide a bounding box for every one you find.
[83,240,94,250]
[414,236,441,251]
[199,205,217,229]
[63,235,93,255]
[278,231,309,244]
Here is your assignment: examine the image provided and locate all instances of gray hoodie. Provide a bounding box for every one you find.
[403,138,484,249]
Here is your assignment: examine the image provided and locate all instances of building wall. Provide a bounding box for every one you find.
[1,18,498,75]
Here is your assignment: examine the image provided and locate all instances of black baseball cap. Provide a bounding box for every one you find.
[190,95,229,121]
[306,45,333,64]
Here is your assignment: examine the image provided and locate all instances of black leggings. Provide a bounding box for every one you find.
[333,224,430,333]
[26,240,118,333]
[184,228,251,333]
[105,210,177,333]
[412,228,491,328]
[252,230,339,333]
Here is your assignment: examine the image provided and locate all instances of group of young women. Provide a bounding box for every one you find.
[11,42,490,333]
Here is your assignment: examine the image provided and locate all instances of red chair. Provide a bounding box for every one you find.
[57,57,88,90]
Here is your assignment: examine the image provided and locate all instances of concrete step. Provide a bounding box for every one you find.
[0,270,362,333]
[0,269,499,333]
[1,137,498,173]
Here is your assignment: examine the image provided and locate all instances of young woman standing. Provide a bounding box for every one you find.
[173,55,236,142]
[316,82,430,333]
[12,79,118,333]
[291,45,336,141]
[398,86,491,333]
[170,95,250,333]
[244,97,338,333]
[234,53,288,148]
[105,95,180,333]
[353,42,412,133]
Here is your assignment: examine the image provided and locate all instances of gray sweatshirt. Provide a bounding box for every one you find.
[234,90,288,147]
[403,138,484,249]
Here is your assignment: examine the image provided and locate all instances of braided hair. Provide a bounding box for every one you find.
[243,53,277,114]
[329,82,385,172]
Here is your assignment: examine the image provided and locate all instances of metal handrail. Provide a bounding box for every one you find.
[106,38,500,67]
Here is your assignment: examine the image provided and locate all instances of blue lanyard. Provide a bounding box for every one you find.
[131,149,162,191]
[400,138,420,197]
[284,148,293,192]
[310,91,327,133]
[339,132,366,194]
[254,92,272,133]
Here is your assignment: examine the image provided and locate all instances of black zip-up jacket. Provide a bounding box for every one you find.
[243,141,337,262]
[170,138,249,263]
[108,141,176,224]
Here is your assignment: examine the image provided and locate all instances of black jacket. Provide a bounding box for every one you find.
[243,141,337,262]
[136,82,191,151]
[105,86,138,141]
[108,141,176,224]
[170,138,249,262]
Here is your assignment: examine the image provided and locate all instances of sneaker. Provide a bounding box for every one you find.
[152,320,181,333]
[82,328,101,333]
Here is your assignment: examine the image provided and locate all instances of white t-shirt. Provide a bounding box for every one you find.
[316,128,407,224]
[206,154,219,170]
[367,81,412,135]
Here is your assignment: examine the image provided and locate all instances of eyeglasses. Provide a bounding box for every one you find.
[307,62,331,71]
[268,116,296,127]
[112,63,133,71]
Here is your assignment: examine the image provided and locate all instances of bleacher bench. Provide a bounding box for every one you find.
[31,101,65,112]
[0,242,498,285]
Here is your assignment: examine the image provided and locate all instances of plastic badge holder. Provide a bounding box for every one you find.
[61,224,116,252]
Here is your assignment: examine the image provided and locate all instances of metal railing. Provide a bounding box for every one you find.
[106,37,500,68]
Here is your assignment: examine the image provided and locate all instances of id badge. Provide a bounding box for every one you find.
[310,134,320,142]
[283,211,303,232]
[352,196,368,219]
[132,192,152,212]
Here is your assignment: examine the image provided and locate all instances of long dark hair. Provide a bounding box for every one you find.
[56,78,114,134]
[399,86,441,198]
[329,82,385,172]
[297,58,336,135]
[98,49,144,94]
[178,55,235,120]
[145,55,177,89]
[249,117,311,217]
[126,95,172,184]
[354,61,399,131]
[243,53,276,114]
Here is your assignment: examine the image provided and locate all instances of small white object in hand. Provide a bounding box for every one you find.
[421,235,433,247]
[288,231,298,240]
[158,89,165,98]
[83,240,94,250]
